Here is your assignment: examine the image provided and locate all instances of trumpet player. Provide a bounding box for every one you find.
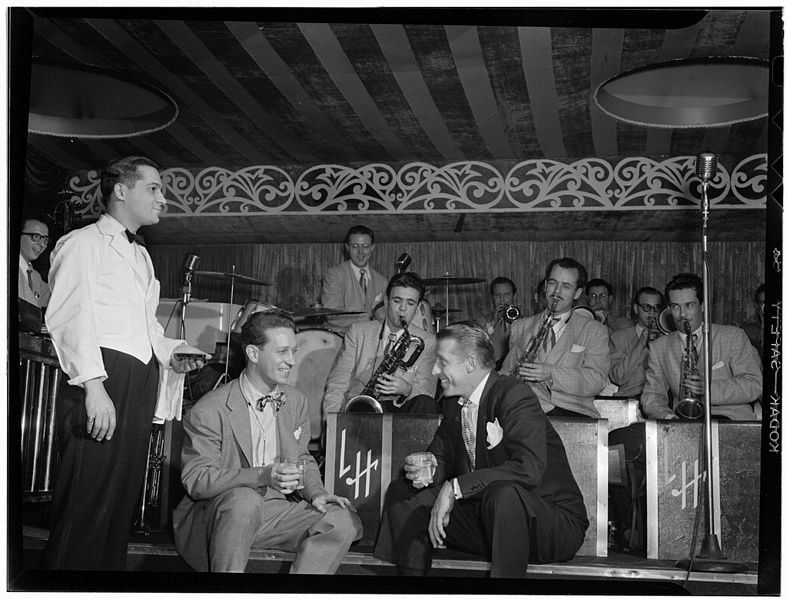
[608,287,664,397]
[500,258,610,418]
[585,278,629,332]
[476,276,519,370]
[323,272,438,416]
[640,272,762,421]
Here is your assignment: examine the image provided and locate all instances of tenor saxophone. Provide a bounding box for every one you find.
[514,296,559,375]
[343,317,426,412]
[675,318,703,419]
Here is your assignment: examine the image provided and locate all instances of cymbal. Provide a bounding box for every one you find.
[195,270,270,286]
[293,307,367,318]
[422,275,486,286]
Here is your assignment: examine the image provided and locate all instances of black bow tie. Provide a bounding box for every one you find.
[256,388,286,411]
[125,229,145,245]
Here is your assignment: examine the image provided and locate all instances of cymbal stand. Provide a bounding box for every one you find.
[214,265,237,389]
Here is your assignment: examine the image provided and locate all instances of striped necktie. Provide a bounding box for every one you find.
[460,398,476,471]
[359,268,367,295]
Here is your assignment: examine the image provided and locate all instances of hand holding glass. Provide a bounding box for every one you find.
[281,456,305,489]
[406,452,436,487]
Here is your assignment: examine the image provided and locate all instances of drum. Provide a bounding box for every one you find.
[230,299,280,334]
[290,329,344,443]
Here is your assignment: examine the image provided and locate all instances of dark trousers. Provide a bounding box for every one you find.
[374,478,585,578]
[547,406,591,419]
[43,348,159,570]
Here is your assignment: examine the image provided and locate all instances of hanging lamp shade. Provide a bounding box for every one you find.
[28,62,178,138]
[593,57,769,128]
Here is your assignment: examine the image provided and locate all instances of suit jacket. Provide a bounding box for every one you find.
[609,325,648,397]
[18,255,51,308]
[500,311,610,417]
[322,319,437,415]
[641,324,762,420]
[430,372,587,525]
[321,260,387,332]
[741,317,764,360]
[173,379,325,571]
[475,311,511,366]
[45,214,185,418]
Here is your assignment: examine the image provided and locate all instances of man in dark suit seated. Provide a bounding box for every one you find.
[374,322,588,578]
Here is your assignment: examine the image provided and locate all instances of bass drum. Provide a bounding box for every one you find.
[290,329,344,446]
[231,299,280,334]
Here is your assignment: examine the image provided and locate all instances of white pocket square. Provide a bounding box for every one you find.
[570,344,585,353]
[294,426,302,441]
[712,361,725,370]
[486,418,503,449]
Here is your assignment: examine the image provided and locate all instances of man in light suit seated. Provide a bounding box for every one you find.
[608,286,665,398]
[173,310,362,573]
[323,271,439,415]
[321,224,387,333]
[607,273,762,551]
[500,257,610,419]
[373,323,588,578]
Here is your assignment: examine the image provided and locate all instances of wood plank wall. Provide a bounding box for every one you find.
[149,239,765,329]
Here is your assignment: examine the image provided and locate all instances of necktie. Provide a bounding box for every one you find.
[543,318,559,355]
[26,267,34,292]
[256,388,286,411]
[690,334,699,364]
[359,268,367,295]
[384,332,397,356]
[460,398,477,471]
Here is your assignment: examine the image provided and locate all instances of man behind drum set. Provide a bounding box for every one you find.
[323,272,439,416]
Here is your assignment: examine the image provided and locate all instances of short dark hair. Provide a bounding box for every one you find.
[437,322,496,369]
[544,257,587,290]
[21,211,51,232]
[755,283,765,299]
[535,278,546,296]
[665,273,703,304]
[585,278,613,296]
[386,271,425,302]
[634,286,664,306]
[490,276,516,296]
[343,225,375,245]
[100,156,160,206]
[239,309,296,354]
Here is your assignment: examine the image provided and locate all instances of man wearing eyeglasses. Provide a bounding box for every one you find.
[608,287,665,397]
[585,278,629,332]
[18,214,52,309]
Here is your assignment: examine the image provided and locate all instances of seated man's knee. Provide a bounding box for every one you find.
[481,480,523,512]
[321,506,363,542]
[212,487,264,521]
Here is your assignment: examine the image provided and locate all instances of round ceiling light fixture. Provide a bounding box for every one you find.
[28,61,179,138]
[593,57,769,128]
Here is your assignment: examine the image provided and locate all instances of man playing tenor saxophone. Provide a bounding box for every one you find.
[500,257,610,418]
[323,272,439,416]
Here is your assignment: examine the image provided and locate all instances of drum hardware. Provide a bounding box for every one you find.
[194,270,271,286]
[344,317,425,412]
[422,274,486,327]
[430,302,460,332]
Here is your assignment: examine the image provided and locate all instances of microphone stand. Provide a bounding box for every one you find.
[677,157,745,574]
[181,269,194,342]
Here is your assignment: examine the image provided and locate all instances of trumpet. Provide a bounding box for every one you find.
[502,305,521,323]
[675,318,703,420]
[515,296,559,371]
[344,317,425,412]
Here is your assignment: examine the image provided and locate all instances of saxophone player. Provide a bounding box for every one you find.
[500,257,610,418]
[323,272,439,416]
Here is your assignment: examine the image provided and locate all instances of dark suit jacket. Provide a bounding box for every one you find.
[429,372,588,525]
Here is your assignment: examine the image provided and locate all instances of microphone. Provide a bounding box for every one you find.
[182,253,200,304]
[695,152,718,183]
[395,253,411,274]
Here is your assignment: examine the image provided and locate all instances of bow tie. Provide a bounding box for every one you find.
[125,229,145,245]
[256,388,286,411]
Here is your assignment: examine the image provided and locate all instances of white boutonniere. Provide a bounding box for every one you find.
[486,418,503,449]
[294,426,302,441]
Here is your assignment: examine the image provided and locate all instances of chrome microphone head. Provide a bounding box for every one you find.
[395,253,412,273]
[183,253,200,272]
[695,152,718,182]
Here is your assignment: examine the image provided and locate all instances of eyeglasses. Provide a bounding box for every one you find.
[637,303,662,314]
[22,232,49,244]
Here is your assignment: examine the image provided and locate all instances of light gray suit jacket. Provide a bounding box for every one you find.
[500,310,610,417]
[609,325,648,397]
[173,379,324,571]
[321,260,387,332]
[322,319,437,415]
[641,324,762,420]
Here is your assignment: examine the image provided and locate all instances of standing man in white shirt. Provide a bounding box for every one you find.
[18,213,51,309]
[43,156,206,570]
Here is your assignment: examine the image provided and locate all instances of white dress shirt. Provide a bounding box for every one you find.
[240,371,279,467]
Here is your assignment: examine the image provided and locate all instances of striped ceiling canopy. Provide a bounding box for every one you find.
[19,7,775,244]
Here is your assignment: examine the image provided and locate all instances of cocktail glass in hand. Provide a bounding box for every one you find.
[411,452,435,487]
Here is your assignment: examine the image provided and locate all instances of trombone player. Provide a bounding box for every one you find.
[322,272,438,416]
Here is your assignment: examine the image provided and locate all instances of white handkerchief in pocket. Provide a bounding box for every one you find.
[570,344,585,353]
[712,360,725,370]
